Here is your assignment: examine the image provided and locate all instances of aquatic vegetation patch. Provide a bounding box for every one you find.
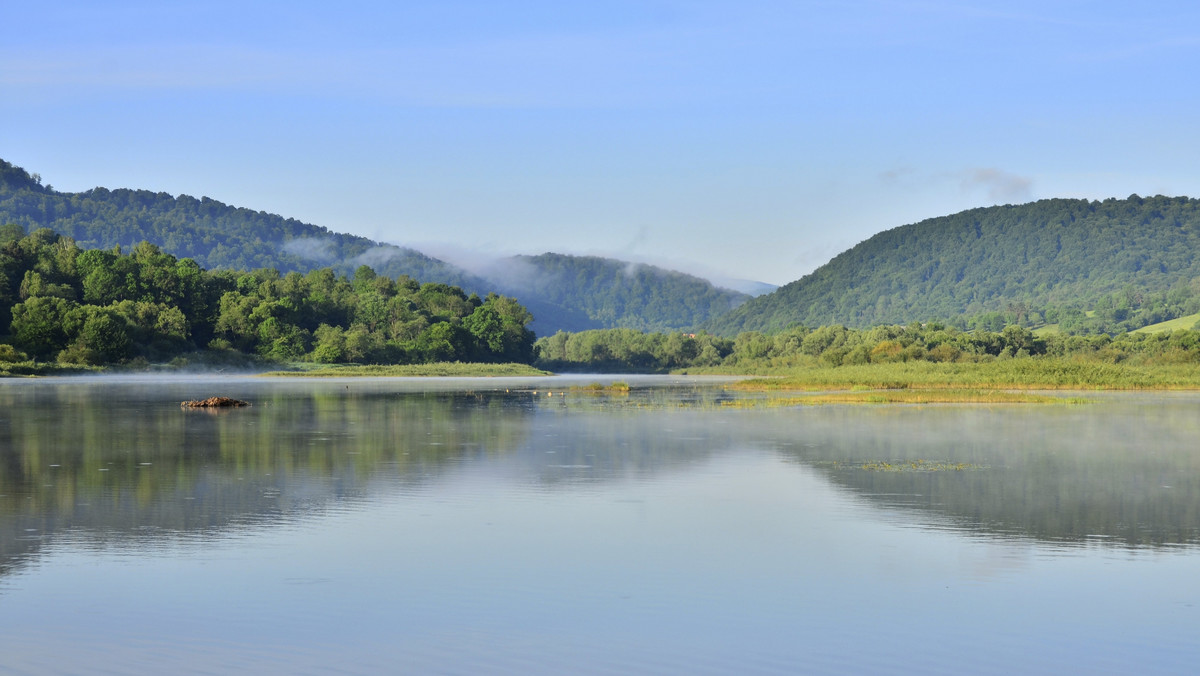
[573,381,632,394]
[857,459,984,472]
[812,459,985,472]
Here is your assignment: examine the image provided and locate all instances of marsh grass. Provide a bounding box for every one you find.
[573,381,633,394]
[856,459,983,472]
[722,388,1071,407]
[728,359,1200,391]
[259,362,552,377]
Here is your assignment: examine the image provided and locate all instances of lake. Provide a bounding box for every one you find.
[0,375,1197,675]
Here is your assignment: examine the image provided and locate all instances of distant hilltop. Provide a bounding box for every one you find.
[9,157,1192,338]
[707,195,1200,335]
[0,158,759,336]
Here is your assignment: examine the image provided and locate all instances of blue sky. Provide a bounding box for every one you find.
[3,1,1199,285]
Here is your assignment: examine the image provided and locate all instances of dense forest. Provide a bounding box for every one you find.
[535,322,1200,373]
[0,226,534,367]
[0,158,479,286]
[487,253,749,333]
[0,159,750,335]
[708,195,1200,335]
[10,157,1200,351]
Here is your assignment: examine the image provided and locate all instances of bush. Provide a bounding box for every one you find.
[0,344,29,362]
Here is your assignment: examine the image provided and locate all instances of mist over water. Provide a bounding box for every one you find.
[0,377,1197,674]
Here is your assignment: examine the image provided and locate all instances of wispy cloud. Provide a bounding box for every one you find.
[879,166,917,184]
[281,237,336,263]
[351,245,407,268]
[878,165,1034,204]
[959,168,1033,203]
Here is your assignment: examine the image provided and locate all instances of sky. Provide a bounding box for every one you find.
[3,1,1200,286]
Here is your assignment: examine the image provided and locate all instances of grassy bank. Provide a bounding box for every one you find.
[0,361,103,377]
[714,358,1200,391]
[723,389,1077,406]
[259,362,552,377]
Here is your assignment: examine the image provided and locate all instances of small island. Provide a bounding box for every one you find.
[181,396,251,408]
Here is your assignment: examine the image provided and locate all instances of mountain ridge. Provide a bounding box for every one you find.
[0,158,754,335]
[706,195,1200,335]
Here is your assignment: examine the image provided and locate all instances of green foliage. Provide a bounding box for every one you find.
[0,159,485,299]
[0,227,537,368]
[535,329,734,372]
[0,159,751,336]
[733,359,1200,391]
[0,343,28,362]
[708,195,1200,335]
[539,322,1200,375]
[496,253,750,334]
[10,295,77,358]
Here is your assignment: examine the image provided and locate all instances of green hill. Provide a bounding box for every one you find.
[0,158,749,336]
[0,159,481,288]
[485,253,749,334]
[707,195,1200,335]
[1133,313,1200,334]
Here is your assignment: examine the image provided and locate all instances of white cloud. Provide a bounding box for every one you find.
[281,237,336,263]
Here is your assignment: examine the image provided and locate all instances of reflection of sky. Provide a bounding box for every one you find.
[3,380,1200,673]
[5,448,1198,674]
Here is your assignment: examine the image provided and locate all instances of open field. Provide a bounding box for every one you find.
[1134,313,1200,334]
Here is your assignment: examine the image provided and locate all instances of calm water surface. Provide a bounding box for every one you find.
[0,375,1197,675]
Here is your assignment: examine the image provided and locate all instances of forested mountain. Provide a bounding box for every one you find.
[0,159,482,287]
[0,226,534,366]
[707,195,1200,335]
[483,253,750,333]
[0,159,752,335]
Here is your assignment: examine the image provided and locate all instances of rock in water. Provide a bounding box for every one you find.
[181,396,251,408]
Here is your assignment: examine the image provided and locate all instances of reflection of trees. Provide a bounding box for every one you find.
[0,384,534,574]
[0,380,763,576]
[768,402,1200,549]
[3,382,1199,580]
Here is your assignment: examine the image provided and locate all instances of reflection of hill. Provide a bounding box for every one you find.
[764,398,1200,548]
[3,381,1198,579]
[0,378,755,577]
[0,382,535,575]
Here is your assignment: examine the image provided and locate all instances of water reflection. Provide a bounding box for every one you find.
[0,378,538,576]
[2,378,1200,583]
[761,397,1200,548]
[2,378,1200,675]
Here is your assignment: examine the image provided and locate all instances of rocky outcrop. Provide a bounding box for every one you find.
[180,396,250,408]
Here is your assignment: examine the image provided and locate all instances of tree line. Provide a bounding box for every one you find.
[0,226,534,367]
[0,158,484,290]
[1,158,750,336]
[536,322,1200,372]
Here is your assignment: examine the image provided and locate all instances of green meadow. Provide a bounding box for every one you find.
[725,359,1200,392]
